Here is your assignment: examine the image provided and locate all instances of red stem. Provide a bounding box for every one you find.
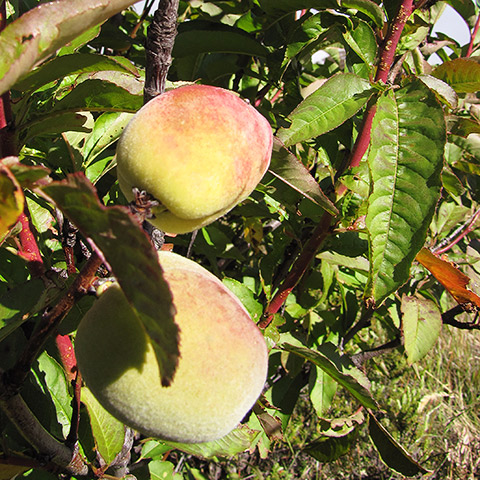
[259,212,333,329]
[348,0,415,169]
[17,212,45,277]
[466,12,480,57]
[260,1,416,329]
[433,209,480,255]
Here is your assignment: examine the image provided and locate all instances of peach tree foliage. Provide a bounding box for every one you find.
[0,0,480,478]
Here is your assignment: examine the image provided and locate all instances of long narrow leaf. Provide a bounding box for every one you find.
[277,73,373,147]
[0,0,140,95]
[365,80,446,306]
[283,343,378,409]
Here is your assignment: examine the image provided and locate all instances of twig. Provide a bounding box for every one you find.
[342,308,375,347]
[433,208,480,255]
[259,212,334,328]
[351,337,401,367]
[143,0,180,103]
[466,12,480,58]
[442,304,480,329]
[3,253,102,395]
[0,385,88,476]
[348,0,416,169]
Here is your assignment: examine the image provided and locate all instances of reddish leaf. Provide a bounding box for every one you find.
[416,247,480,310]
[432,58,480,94]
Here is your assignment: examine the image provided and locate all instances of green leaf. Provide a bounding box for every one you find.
[343,20,377,75]
[308,365,338,417]
[81,387,125,465]
[304,428,358,462]
[418,75,458,109]
[173,21,268,58]
[401,295,442,364]
[21,112,93,142]
[277,73,373,146]
[14,53,139,92]
[368,413,430,476]
[365,80,445,306]
[34,352,73,438]
[0,0,140,95]
[83,112,134,165]
[282,343,378,409]
[222,278,263,323]
[52,78,143,113]
[340,0,385,28]
[258,0,338,15]
[0,279,45,342]
[3,158,50,189]
[164,425,261,459]
[41,174,180,387]
[149,460,183,480]
[432,58,480,94]
[269,138,338,216]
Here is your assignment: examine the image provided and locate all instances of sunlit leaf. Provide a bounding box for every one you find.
[41,174,180,386]
[283,343,378,409]
[401,295,442,364]
[222,278,263,323]
[0,0,140,95]
[14,53,139,93]
[416,247,480,310]
[309,365,338,417]
[83,112,134,165]
[81,387,126,465]
[341,0,385,28]
[0,164,24,242]
[52,78,143,113]
[343,19,377,76]
[269,138,338,216]
[164,425,261,459]
[149,460,182,480]
[365,79,445,306]
[277,73,373,146]
[21,112,93,143]
[369,413,430,476]
[34,352,73,438]
[432,58,480,93]
[419,75,458,109]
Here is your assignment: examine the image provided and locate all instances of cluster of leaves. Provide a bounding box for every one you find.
[1,0,480,478]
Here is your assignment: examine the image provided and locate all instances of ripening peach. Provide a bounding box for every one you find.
[75,251,268,443]
[116,84,273,234]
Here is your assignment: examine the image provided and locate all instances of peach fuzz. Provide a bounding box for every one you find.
[75,251,268,443]
[116,84,273,234]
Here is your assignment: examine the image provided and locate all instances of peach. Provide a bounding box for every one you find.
[75,251,268,443]
[116,84,273,234]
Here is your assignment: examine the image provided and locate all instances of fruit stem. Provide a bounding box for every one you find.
[144,0,180,103]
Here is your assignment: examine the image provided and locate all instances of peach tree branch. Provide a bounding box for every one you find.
[261,0,417,329]
[144,0,179,103]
